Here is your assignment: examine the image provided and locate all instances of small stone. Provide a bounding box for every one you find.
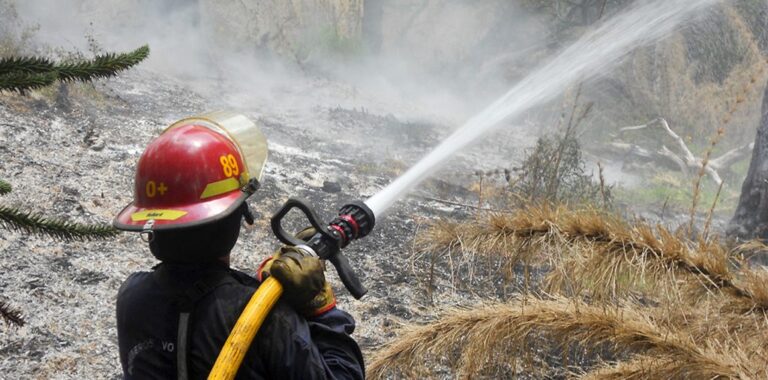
[322,181,342,193]
[90,138,106,151]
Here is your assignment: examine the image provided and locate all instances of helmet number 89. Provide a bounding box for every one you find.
[220,154,239,178]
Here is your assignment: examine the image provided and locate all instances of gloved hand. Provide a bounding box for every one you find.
[257,227,316,281]
[257,228,336,317]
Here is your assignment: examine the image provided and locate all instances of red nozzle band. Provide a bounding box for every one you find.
[338,214,360,239]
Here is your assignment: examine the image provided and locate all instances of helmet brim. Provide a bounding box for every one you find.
[113,190,250,232]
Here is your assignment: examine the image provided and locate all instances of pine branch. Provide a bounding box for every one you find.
[55,45,149,83]
[0,205,119,241]
[0,56,54,75]
[0,71,58,93]
[0,301,25,327]
[0,180,11,195]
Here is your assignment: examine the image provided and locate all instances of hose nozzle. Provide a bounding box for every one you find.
[330,201,376,247]
[271,198,375,299]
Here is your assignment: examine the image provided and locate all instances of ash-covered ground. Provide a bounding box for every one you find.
[0,68,534,378]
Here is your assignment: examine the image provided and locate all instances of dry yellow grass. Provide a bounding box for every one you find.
[580,356,726,380]
[387,204,768,378]
[367,297,766,379]
[415,205,767,310]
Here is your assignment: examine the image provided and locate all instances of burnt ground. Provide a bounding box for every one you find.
[0,68,534,378]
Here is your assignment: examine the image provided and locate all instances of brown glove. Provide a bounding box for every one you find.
[257,228,336,317]
[256,227,316,281]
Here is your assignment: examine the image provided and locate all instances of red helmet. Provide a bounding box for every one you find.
[114,113,267,232]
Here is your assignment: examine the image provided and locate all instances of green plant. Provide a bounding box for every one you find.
[511,134,610,207]
[613,172,740,218]
[0,204,118,241]
[0,45,149,93]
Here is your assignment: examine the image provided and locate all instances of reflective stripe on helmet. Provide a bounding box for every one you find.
[200,173,251,200]
[200,177,241,200]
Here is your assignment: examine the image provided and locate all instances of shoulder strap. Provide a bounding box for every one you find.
[175,270,237,380]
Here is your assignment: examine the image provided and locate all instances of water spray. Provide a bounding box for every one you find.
[366,0,719,217]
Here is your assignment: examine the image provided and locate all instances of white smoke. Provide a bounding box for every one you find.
[7,0,551,123]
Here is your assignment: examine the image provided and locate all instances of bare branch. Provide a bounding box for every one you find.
[710,142,754,170]
[615,118,724,185]
[654,118,697,163]
[659,145,690,176]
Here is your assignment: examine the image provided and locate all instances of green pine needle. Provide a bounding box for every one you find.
[55,45,150,83]
[0,301,25,327]
[0,205,119,241]
[0,45,148,92]
[0,56,54,75]
[0,180,11,195]
[0,71,58,93]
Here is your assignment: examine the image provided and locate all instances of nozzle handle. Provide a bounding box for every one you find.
[329,252,367,299]
[271,198,339,248]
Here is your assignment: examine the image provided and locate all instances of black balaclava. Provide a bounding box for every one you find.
[149,203,248,263]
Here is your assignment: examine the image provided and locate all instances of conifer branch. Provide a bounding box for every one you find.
[0,71,58,93]
[0,301,25,327]
[0,180,11,195]
[0,205,118,241]
[0,45,148,93]
[0,56,54,75]
[55,45,150,83]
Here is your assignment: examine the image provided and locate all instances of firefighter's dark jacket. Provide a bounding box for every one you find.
[116,262,365,379]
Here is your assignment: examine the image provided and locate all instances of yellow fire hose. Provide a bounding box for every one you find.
[208,277,283,379]
[208,198,374,378]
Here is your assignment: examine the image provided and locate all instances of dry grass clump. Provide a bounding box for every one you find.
[386,204,768,378]
[723,267,768,313]
[581,356,728,380]
[368,297,765,379]
[415,205,767,309]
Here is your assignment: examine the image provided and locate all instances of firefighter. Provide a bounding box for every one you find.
[113,114,364,379]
